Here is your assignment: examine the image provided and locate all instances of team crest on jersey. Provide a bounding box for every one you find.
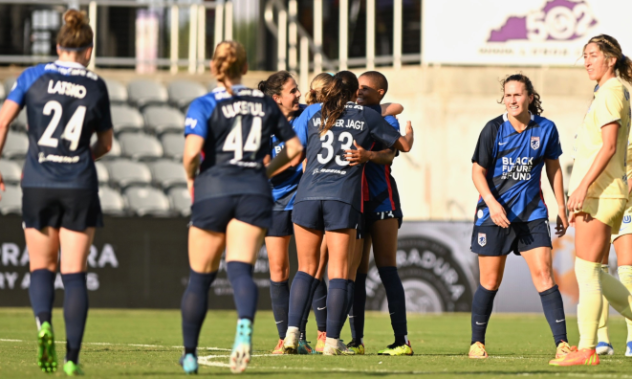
[530,136,540,150]
[478,233,487,247]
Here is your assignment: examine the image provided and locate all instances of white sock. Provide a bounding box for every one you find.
[325,337,339,347]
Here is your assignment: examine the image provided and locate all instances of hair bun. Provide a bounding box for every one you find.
[64,9,88,30]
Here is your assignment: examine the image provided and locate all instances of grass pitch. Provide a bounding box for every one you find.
[1,308,631,378]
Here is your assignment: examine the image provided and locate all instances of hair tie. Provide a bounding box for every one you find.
[622,54,627,61]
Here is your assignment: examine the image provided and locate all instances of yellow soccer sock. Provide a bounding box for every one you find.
[600,267,632,320]
[617,265,632,342]
[597,265,611,344]
[575,257,602,350]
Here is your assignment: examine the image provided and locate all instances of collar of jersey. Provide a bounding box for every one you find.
[54,60,86,69]
[212,84,247,93]
[594,77,620,93]
[502,112,534,122]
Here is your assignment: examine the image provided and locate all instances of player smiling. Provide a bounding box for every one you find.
[469,74,572,360]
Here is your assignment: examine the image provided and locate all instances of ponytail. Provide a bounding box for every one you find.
[320,71,358,136]
[211,41,247,95]
[258,71,293,98]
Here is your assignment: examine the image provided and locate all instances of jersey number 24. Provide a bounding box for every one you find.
[38,100,86,151]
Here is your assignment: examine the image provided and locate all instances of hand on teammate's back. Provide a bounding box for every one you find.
[344,141,370,166]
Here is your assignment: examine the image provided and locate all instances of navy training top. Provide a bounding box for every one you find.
[7,61,113,189]
[471,113,562,226]
[184,85,296,202]
[270,104,307,211]
[363,104,401,213]
[293,102,401,212]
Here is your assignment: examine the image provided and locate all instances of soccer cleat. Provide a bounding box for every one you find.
[322,339,355,356]
[346,339,365,355]
[555,341,576,359]
[62,360,84,376]
[314,331,326,353]
[272,339,284,354]
[468,342,488,359]
[596,342,614,355]
[230,319,252,374]
[282,329,299,355]
[298,339,314,354]
[549,348,599,366]
[37,321,58,373]
[179,353,198,374]
[625,341,632,357]
[378,341,413,356]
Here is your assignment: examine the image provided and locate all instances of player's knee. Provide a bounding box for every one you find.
[269,262,289,282]
[479,278,502,291]
[533,268,554,291]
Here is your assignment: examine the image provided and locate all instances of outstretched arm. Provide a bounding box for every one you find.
[391,121,414,152]
[381,103,404,117]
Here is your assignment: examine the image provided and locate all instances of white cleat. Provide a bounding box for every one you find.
[282,328,299,355]
[230,342,251,374]
[625,342,632,357]
[322,338,355,356]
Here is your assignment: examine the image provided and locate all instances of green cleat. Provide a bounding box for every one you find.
[63,360,84,376]
[230,319,252,374]
[37,321,57,373]
[298,339,314,355]
[377,341,414,356]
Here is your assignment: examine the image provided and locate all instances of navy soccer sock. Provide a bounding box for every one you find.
[288,271,315,328]
[270,280,290,339]
[61,273,89,364]
[181,269,217,355]
[350,273,367,341]
[378,267,408,345]
[343,279,355,331]
[29,269,56,327]
[312,280,328,332]
[299,277,320,339]
[326,279,348,339]
[471,284,498,345]
[539,285,568,346]
[226,262,258,321]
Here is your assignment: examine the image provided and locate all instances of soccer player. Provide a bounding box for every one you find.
[469,74,572,360]
[282,71,414,355]
[344,71,412,356]
[0,10,112,375]
[257,71,313,354]
[551,34,632,367]
[179,41,303,374]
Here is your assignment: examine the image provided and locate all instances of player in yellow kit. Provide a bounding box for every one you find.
[551,34,632,366]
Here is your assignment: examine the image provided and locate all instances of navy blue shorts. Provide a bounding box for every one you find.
[267,210,294,237]
[191,194,272,233]
[471,219,552,256]
[292,200,361,231]
[22,188,103,232]
[365,209,403,229]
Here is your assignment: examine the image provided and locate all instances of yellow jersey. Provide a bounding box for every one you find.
[569,77,631,199]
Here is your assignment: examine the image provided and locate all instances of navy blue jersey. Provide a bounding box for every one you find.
[472,113,562,226]
[7,61,112,189]
[185,85,296,202]
[363,104,401,213]
[270,104,307,211]
[293,102,401,212]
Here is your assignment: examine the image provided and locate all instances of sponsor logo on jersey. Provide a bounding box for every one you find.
[477,209,484,219]
[312,168,347,176]
[185,118,197,129]
[624,215,632,224]
[38,152,80,164]
[530,136,540,150]
[478,233,487,247]
[501,156,534,180]
[47,80,87,99]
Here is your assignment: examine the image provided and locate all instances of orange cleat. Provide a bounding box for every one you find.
[272,339,284,354]
[315,331,327,353]
[549,348,599,366]
[468,342,488,359]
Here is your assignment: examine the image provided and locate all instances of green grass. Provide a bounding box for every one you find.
[1,308,631,378]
